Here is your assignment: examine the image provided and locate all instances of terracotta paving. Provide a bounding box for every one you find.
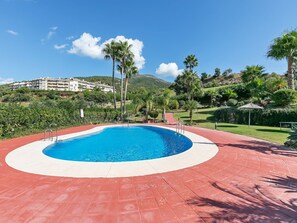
[164,113,177,125]
[0,124,297,222]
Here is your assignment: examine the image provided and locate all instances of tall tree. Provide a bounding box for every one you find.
[200,72,209,81]
[183,70,203,100]
[119,59,138,115]
[170,70,203,100]
[267,30,297,90]
[222,68,232,76]
[214,68,221,77]
[103,40,119,109]
[117,41,134,120]
[183,54,198,71]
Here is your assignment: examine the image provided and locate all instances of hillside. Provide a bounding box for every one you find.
[129,74,171,91]
[202,74,242,88]
[76,74,170,91]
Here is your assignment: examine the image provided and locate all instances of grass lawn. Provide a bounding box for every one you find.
[174,107,290,145]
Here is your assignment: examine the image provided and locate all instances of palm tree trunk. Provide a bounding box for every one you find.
[190,109,193,123]
[145,106,149,121]
[288,57,295,90]
[112,59,116,109]
[124,76,129,115]
[120,62,124,120]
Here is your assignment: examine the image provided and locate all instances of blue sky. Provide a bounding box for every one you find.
[0,0,296,84]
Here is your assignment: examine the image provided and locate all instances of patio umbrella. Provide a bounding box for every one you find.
[238,103,263,126]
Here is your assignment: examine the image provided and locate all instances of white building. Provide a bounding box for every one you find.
[98,84,113,93]
[11,77,114,93]
[10,81,32,90]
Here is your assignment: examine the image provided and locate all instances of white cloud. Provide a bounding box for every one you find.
[156,63,183,77]
[0,77,14,85]
[47,31,55,39]
[68,33,145,69]
[47,26,58,40]
[106,35,145,69]
[6,29,18,36]
[54,44,68,50]
[41,26,58,44]
[68,33,104,59]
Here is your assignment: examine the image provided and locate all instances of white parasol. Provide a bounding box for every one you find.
[238,103,263,126]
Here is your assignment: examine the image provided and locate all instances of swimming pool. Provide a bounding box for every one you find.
[6,125,219,177]
[43,126,193,162]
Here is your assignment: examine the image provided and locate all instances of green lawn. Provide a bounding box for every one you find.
[174,107,290,145]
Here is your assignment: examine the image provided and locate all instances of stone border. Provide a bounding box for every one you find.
[5,125,218,178]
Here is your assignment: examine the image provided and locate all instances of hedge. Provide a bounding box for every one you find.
[214,107,297,127]
[0,102,120,138]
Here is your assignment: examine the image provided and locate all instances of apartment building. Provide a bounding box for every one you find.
[11,77,113,93]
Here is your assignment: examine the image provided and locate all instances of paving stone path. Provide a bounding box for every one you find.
[0,124,296,222]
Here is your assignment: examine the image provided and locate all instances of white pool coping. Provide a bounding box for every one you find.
[5,125,219,178]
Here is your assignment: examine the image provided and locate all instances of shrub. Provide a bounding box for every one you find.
[149,110,159,120]
[226,99,238,107]
[168,100,179,110]
[0,102,121,138]
[272,89,297,106]
[178,100,186,108]
[284,140,297,150]
[214,107,297,126]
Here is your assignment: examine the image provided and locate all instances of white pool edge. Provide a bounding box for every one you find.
[5,124,219,178]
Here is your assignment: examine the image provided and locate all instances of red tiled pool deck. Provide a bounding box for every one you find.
[0,125,297,223]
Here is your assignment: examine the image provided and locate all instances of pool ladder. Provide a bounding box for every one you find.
[176,121,185,134]
[44,124,58,141]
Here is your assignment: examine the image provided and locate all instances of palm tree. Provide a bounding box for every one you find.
[264,74,287,93]
[185,100,199,124]
[207,89,220,107]
[118,59,138,115]
[117,41,134,120]
[267,30,297,90]
[103,40,119,109]
[182,70,203,100]
[183,54,198,71]
[240,65,267,102]
[156,89,175,121]
[241,65,266,83]
[132,97,144,115]
[145,98,154,122]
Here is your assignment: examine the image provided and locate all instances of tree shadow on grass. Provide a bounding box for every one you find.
[197,110,216,115]
[263,175,297,193]
[257,129,289,134]
[184,120,210,124]
[186,181,297,222]
[206,116,216,122]
[216,139,297,157]
[217,124,238,128]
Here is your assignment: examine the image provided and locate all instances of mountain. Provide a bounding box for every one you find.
[128,74,171,91]
[76,74,171,91]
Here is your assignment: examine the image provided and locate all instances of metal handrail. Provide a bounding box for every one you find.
[176,121,185,134]
[44,124,58,141]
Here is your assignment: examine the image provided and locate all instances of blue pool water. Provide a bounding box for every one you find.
[43,126,193,162]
